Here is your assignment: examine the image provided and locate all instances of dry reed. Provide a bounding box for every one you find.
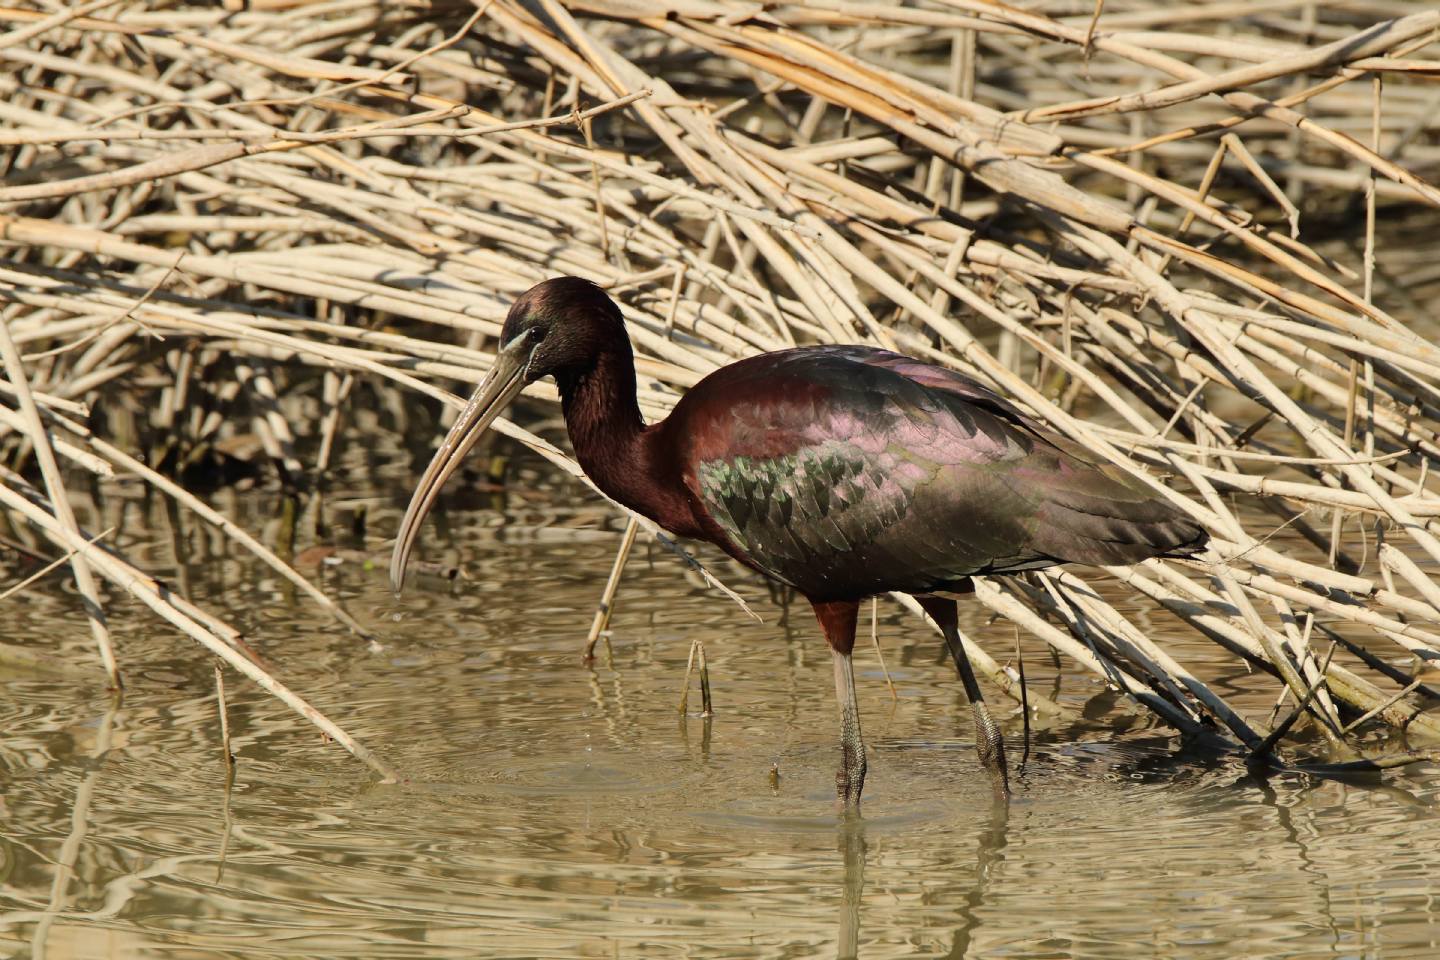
[1,0,1439,775]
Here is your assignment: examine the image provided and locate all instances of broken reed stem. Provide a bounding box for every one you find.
[0,320,120,688]
[1013,627,1031,771]
[584,514,639,660]
[0,526,113,603]
[870,597,897,702]
[0,90,655,203]
[214,661,235,770]
[0,477,400,781]
[1251,641,1339,762]
[678,637,713,717]
[0,0,1438,773]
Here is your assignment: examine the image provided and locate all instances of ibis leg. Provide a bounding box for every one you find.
[916,596,1009,800]
[813,600,865,810]
[832,648,865,809]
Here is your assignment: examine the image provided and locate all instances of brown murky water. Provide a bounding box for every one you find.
[2,462,1439,959]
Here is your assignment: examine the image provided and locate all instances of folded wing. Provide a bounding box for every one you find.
[677,346,1206,599]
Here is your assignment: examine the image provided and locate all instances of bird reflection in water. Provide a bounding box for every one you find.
[835,803,1010,959]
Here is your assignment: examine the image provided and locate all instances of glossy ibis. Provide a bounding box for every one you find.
[391,277,1208,807]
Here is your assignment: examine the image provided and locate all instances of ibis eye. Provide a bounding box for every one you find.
[528,326,547,343]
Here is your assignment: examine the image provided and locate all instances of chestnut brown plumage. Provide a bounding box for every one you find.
[392,277,1208,807]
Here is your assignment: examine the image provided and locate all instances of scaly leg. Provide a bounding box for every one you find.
[813,599,865,810]
[916,595,1009,800]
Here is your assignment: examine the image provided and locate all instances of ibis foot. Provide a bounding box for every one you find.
[971,700,1010,801]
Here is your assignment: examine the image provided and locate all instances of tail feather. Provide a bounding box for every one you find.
[1036,514,1209,566]
[1013,437,1210,567]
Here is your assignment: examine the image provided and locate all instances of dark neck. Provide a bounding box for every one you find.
[556,346,694,535]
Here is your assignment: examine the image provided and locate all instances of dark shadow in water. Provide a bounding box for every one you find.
[1236,763,1433,807]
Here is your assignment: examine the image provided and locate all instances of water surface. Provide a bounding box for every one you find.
[2,477,1438,959]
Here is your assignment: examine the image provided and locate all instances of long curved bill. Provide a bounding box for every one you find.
[390,337,530,593]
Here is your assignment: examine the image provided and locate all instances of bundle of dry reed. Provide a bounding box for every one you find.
[1,0,1438,777]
